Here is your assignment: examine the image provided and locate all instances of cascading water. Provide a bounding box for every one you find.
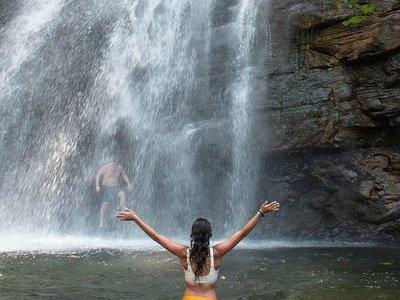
[229,1,268,230]
[0,0,271,250]
[209,0,271,232]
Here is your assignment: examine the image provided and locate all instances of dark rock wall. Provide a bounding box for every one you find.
[262,0,400,242]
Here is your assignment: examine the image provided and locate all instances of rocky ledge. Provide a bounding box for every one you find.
[261,0,400,243]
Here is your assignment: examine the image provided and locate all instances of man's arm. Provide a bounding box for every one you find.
[121,167,132,190]
[95,166,104,193]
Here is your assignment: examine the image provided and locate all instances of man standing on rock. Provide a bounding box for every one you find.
[96,163,132,228]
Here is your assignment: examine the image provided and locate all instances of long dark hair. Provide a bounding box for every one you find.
[190,218,212,280]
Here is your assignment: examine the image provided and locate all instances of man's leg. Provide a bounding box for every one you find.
[99,202,108,228]
[117,191,126,208]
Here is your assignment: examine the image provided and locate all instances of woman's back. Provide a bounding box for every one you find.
[183,246,219,299]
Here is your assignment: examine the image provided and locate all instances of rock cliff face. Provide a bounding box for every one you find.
[262,0,400,242]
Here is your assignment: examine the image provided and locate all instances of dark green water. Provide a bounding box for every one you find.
[0,247,399,299]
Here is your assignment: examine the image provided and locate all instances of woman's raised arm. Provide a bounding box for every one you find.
[213,201,279,258]
[117,208,187,258]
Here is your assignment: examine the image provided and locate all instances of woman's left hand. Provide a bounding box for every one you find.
[117,207,138,221]
[259,201,280,214]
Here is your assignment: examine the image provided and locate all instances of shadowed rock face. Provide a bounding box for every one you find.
[262,0,400,242]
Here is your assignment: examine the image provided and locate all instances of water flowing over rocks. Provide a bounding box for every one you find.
[0,0,270,239]
[0,0,399,245]
[263,0,400,242]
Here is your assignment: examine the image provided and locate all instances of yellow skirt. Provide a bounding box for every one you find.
[182,295,217,300]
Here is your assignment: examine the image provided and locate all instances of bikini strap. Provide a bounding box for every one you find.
[186,248,190,266]
[210,247,214,269]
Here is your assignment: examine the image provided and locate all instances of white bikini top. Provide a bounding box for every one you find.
[184,247,219,285]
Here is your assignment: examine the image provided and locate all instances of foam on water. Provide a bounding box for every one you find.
[0,234,376,254]
[0,234,159,253]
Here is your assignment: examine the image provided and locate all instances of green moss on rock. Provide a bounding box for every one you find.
[343,15,366,26]
[342,1,376,27]
[359,3,376,15]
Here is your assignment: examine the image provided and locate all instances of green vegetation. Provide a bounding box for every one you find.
[342,15,366,26]
[359,3,376,15]
[342,1,377,27]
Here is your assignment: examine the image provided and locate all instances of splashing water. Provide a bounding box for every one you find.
[0,0,271,250]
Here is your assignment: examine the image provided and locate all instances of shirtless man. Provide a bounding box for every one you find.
[96,163,132,228]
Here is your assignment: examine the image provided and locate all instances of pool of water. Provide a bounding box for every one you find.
[0,247,399,299]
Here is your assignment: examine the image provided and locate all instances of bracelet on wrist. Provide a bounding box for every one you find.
[258,210,265,217]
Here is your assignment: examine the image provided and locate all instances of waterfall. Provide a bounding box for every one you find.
[92,0,213,235]
[0,0,65,94]
[0,0,271,246]
[211,0,271,232]
[229,1,263,230]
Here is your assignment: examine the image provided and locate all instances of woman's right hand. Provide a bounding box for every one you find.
[117,207,138,221]
[259,201,280,214]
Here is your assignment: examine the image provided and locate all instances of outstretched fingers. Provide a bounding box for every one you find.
[264,201,280,212]
[117,208,137,221]
[271,202,280,211]
[124,207,133,212]
[116,212,129,220]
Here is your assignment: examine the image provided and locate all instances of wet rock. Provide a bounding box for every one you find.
[352,57,400,117]
[271,0,356,29]
[384,52,400,87]
[359,181,375,199]
[261,1,400,242]
[311,9,400,61]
